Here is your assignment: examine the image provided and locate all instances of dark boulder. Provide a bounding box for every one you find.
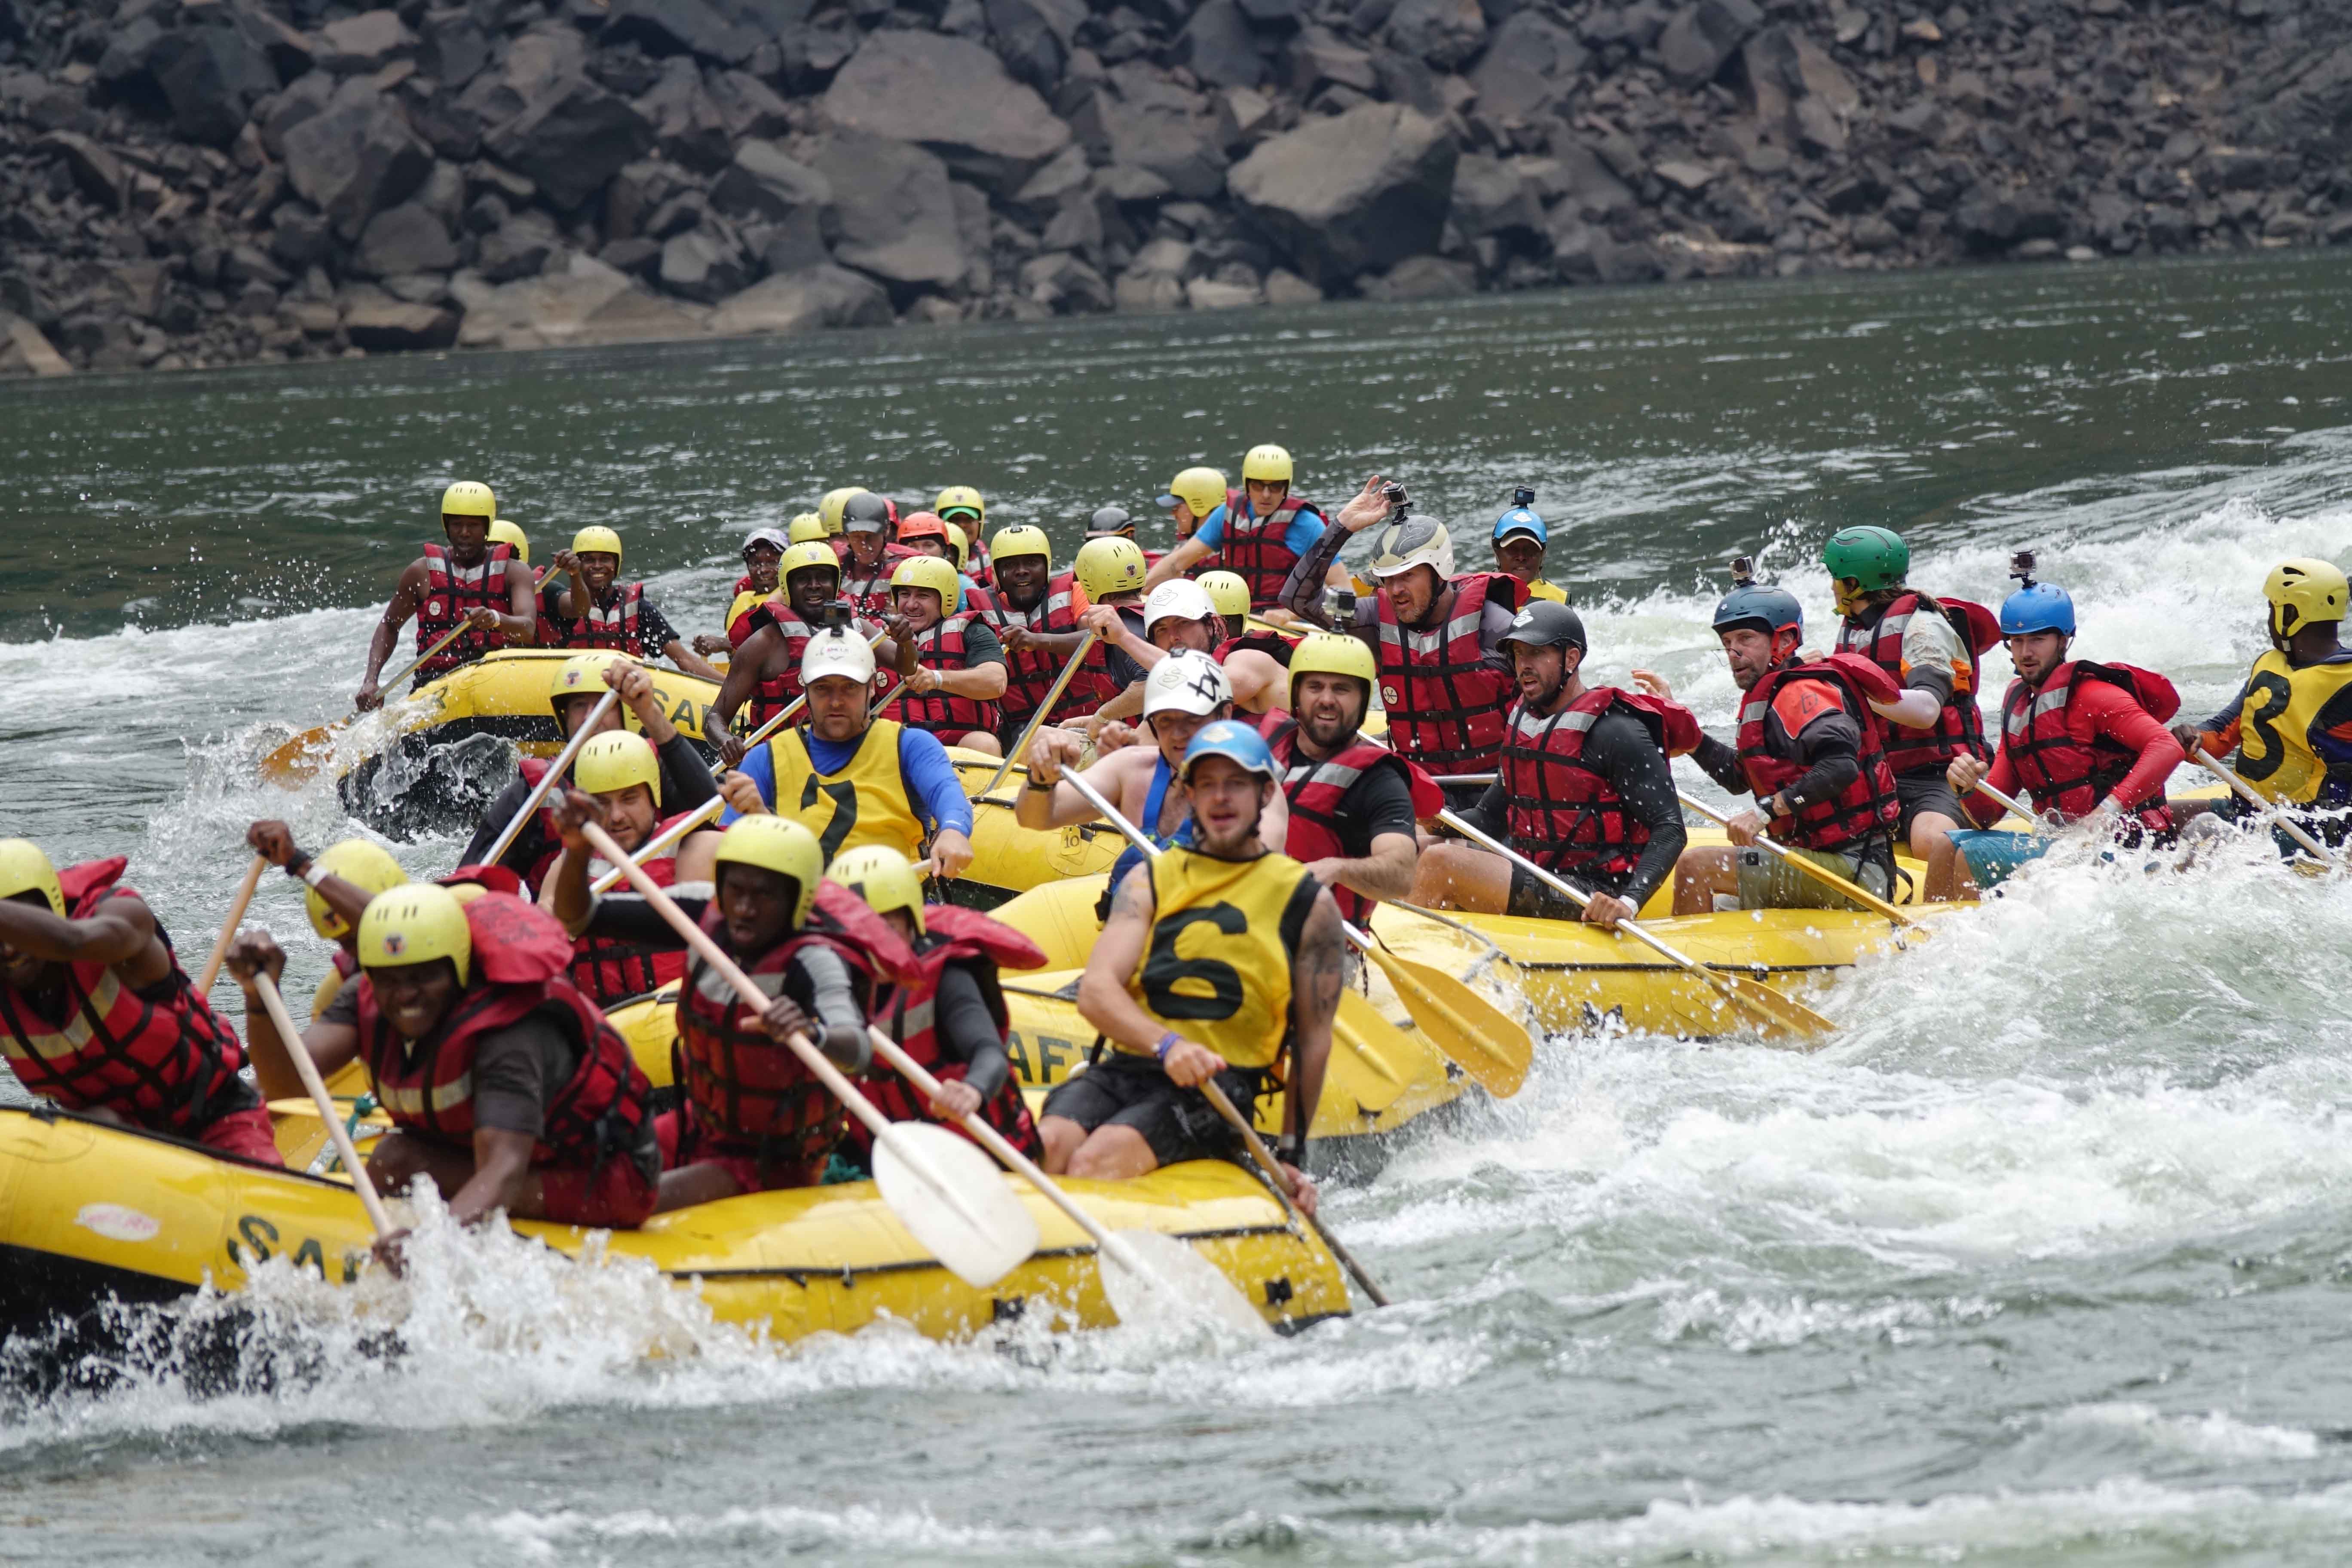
[1176,0,1268,89]
[484,77,654,210]
[1070,65,1228,201]
[1227,101,1458,286]
[1657,0,1760,87]
[419,9,491,90]
[147,24,282,145]
[1384,0,1486,71]
[343,299,461,349]
[823,31,1071,193]
[810,130,968,288]
[283,84,434,241]
[604,0,758,65]
[986,0,1085,92]
[659,227,752,302]
[634,57,732,171]
[1468,11,1587,123]
[1954,187,2064,253]
[352,201,461,277]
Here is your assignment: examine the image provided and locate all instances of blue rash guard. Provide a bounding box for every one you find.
[723,723,975,837]
[1194,501,1328,561]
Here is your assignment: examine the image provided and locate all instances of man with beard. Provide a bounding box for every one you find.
[542,526,723,679]
[839,493,911,619]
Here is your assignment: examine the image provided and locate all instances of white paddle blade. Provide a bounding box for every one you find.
[871,1121,1040,1289]
[1100,1228,1273,1339]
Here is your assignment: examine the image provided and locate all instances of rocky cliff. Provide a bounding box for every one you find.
[0,0,2345,375]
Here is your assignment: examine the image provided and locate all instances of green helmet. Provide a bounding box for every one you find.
[1821,526,1909,591]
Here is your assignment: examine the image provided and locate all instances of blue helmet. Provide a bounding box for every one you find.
[1493,506,1547,545]
[1712,584,1804,640]
[1180,719,1279,783]
[1999,582,2076,637]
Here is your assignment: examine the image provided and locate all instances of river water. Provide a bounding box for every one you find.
[7,251,2352,1564]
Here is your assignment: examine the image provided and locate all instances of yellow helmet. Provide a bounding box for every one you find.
[1197,570,1250,621]
[935,485,986,524]
[944,522,971,572]
[1289,630,1378,701]
[826,843,925,935]
[787,513,828,545]
[356,882,472,984]
[572,525,623,563]
[0,838,63,919]
[819,487,864,535]
[1240,444,1293,485]
[1160,466,1228,519]
[712,816,823,926]
[1075,536,1148,603]
[487,518,530,564]
[2265,557,2349,640]
[574,730,662,805]
[440,480,496,520]
[550,652,631,719]
[306,839,409,941]
[780,541,841,585]
[892,553,962,616]
[989,524,1051,568]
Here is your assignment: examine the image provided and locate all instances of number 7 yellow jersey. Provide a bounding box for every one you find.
[1127,847,1321,1072]
[767,720,927,863]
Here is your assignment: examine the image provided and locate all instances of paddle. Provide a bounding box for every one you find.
[250,971,393,1240]
[1675,791,1922,929]
[589,797,726,895]
[2191,747,2338,867]
[862,1026,1267,1336]
[1198,1078,1390,1307]
[373,622,472,700]
[581,821,1038,1288]
[1965,776,2044,832]
[260,626,484,784]
[983,630,1099,795]
[735,630,889,754]
[1432,774,1497,787]
[1435,808,1834,1046]
[1244,614,1305,640]
[196,854,267,995]
[480,690,620,868]
[1062,773,1533,1095]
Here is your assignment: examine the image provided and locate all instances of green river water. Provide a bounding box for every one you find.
[6,251,2352,1564]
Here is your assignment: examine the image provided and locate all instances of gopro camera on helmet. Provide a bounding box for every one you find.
[1730,554,1757,587]
[2010,549,2037,586]
[820,599,854,630]
[1329,587,1358,620]
[1513,486,1536,509]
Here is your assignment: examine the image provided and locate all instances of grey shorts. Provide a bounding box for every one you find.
[1894,769,1967,839]
[1734,840,1894,912]
[1038,1051,1273,1169]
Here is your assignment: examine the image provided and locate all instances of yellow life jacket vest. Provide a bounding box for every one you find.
[1525,578,1567,603]
[2234,646,2352,803]
[1124,847,1320,1072]
[725,587,766,631]
[768,719,925,861]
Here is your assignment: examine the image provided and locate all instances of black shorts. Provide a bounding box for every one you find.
[1894,769,1967,839]
[1037,1050,1272,1169]
[1504,861,1626,921]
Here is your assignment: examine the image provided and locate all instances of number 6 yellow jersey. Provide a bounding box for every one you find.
[1127,847,1321,1071]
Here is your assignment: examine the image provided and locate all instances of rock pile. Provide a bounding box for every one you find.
[1,0,2346,374]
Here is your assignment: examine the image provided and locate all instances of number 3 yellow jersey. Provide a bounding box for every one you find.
[767,719,926,862]
[1127,847,1322,1071]
[2234,648,2352,804]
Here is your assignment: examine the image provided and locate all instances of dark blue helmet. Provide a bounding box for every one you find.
[1999,582,2076,637]
[1712,584,1804,640]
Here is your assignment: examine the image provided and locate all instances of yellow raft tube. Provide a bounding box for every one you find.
[0,1106,1346,1344]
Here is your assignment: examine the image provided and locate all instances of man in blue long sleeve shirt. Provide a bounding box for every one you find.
[717,624,976,879]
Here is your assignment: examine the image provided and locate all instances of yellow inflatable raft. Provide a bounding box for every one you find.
[0,1107,1346,1344]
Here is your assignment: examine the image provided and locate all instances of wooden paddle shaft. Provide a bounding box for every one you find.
[1675,791,1919,928]
[251,971,394,1238]
[2193,749,2335,864]
[589,796,725,894]
[984,629,1099,795]
[196,854,268,996]
[372,621,471,698]
[481,690,621,867]
[1198,1078,1389,1308]
[740,631,888,751]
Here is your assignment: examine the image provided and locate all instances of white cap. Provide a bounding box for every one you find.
[1143,578,1217,632]
[799,627,876,688]
[1143,649,1232,718]
[1368,513,1455,580]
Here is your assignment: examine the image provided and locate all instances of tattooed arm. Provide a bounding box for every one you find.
[1286,888,1342,1156]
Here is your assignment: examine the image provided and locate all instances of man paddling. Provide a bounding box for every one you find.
[1413,602,1695,926]
[0,840,279,1164]
[1044,722,1342,1214]
[355,480,537,710]
[542,526,723,680]
[228,885,658,1231]
[1668,577,1904,913]
[966,524,1100,751]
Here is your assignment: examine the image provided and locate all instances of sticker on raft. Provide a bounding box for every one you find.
[75,1203,161,1242]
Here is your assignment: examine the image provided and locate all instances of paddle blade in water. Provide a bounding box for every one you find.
[1707,972,1836,1048]
[1367,947,1531,1098]
[260,722,340,784]
[871,1121,1040,1289]
[1099,1228,1272,1339]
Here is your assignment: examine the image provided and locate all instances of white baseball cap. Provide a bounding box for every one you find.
[799,627,876,688]
[1143,577,1217,632]
[1143,649,1233,718]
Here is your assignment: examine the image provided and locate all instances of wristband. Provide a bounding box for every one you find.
[1277,1135,1306,1167]
[282,850,312,879]
[300,861,333,888]
[1025,776,1056,793]
[1154,1030,1181,1063]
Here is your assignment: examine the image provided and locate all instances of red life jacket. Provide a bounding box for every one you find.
[0,858,252,1133]
[885,613,1000,738]
[1178,489,1238,578]
[1221,495,1321,609]
[415,541,517,681]
[1502,687,1703,880]
[1999,660,2181,831]
[1735,654,1904,851]
[1374,573,1524,774]
[725,575,767,648]
[1259,714,1442,925]
[748,603,823,728]
[851,906,1044,1159]
[565,816,695,1007]
[559,581,646,652]
[512,756,567,894]
[841,544,916,621]
[1834,591,2000,775]
[352,892,651,1164]
[968,573,1098,722]
[1213,631,1294,668]
[1072,604,1146,707]
[674,883,916,1161]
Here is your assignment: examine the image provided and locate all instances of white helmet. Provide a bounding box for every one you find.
[1368,513,1455,580]
[1143,577,1217,634]
[800,626,876,688]
[1143,649,1232,718]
